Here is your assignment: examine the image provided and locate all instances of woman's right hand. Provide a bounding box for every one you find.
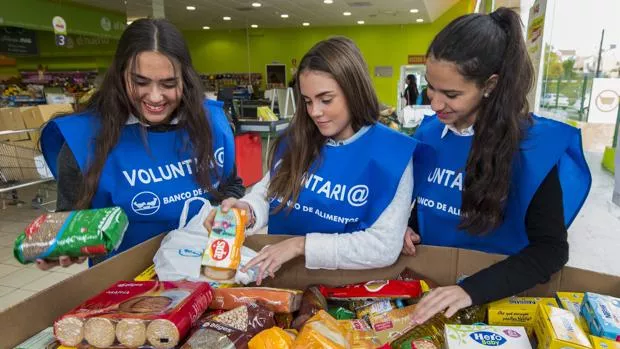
[402,226,421,256]
[203,198,252,232]
[35,256,87,271]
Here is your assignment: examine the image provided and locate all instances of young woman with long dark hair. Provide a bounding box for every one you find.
[404,8,591,323]
[39,19,244,269]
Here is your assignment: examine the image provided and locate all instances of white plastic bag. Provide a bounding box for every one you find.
[154,197,213,282]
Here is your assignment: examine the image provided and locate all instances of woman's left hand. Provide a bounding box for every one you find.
[411,285,473,324]
[241,237,305,286]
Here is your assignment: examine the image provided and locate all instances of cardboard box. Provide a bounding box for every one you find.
[1,234,619,348]
[589,335,620,349]
[0,107,28,141]
[444,324,532,348]
[20,104,73,144]
[488,297,559,337]
[556,292,590,333]
[581,293,620,341]
[535,305,592,349]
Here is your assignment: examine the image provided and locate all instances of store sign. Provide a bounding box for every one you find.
[408,55,426,64]
[0,26,38,55]
[588,78,620,124]
[53,16,68,47]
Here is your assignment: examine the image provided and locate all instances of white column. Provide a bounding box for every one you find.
[152,0,165,19]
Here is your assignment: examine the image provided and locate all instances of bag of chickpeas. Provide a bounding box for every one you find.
[13,207,128,264]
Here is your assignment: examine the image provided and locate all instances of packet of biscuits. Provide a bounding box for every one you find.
[210,287,303,313]
[201,207,247,281]
[53,281,213,349]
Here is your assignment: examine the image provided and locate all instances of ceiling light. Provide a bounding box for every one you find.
[251,2,262,7]
[302,22,310,26]
[223,16,231,20]
[251,24,258,28]
[343,12,352,16]
[186,6,196,10]
[416,18,424,23]
[357,20,365,24]
[410,9,419,13]
[281,14,289,18]
[202,26,210,30]
[324,0,334,3]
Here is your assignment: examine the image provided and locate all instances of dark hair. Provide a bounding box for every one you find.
[75,18,218,208]
[406,74,419,99]
[267,36,379,212]
[427,7,534,234]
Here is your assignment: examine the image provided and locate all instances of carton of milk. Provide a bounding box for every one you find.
[444,324,532,348]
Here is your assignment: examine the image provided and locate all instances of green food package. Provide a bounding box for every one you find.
[327,307,356,320]
[13,207,128,264]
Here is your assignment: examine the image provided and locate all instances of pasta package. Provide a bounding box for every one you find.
[202,207,246,281]
[14,207,128,264]
[53,281,212,349]
[249,327,296,349]
[293,310,352,349]
[338,319,382,349]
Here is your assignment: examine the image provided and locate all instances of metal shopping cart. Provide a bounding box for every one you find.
[0,129,56,211]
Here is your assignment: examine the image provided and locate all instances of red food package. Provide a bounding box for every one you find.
[53,281,213,349]
[319,280,422,301]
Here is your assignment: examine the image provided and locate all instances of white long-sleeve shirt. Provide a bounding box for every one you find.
[240,127,414,270]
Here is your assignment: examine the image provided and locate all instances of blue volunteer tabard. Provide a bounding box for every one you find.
[412,115,591,254]
[268,123,419,235]
[41,100,234,261]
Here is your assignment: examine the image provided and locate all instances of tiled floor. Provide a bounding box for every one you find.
[0,188,87,311]
[0,151,618,312]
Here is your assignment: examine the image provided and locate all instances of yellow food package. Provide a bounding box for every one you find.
[134,264,157,281]
[249,327,295,349]
[534,304,592,349]
[202,207,246,281]
[338,319,382,349]
[589,335,620,349]
[556,292,590,333]
[369,305,417,345]
[488,296,558,337]
[293,310,351,349]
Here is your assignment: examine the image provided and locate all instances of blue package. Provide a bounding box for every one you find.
[580,292,620,341]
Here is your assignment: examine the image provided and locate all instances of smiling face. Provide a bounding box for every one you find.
[299,70,353,141]
[125,51,183,125]
[425,57,487,130]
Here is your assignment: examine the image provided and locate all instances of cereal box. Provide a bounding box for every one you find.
[581,293,620,341]
[534,304,592,349]
[589,335,620,349]
[488,297,558,337]
[556,292,590,333]
[444,324,532,348]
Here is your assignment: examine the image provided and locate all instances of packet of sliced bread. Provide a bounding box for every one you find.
[202,207,246,281]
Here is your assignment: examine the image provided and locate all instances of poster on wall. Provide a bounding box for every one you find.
[0,26,38,56]
[525,0,547,111]
[587,78,620,124]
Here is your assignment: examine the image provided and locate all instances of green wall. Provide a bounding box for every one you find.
[1,0,125,38]
[184,0,471,105]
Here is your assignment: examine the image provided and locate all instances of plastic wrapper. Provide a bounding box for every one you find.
[369,305,417,345]
[210,287,303,313]
[293,310,351,349]
[355,300,396,324]
[201,207,246,281]
[53,281,212,349]
[338,319,382,349]
[14,207,128,264]
[275,313,294,329]
[248,327,295,349]
[182,303,275,349]
[328,307,356,320]
[397,269,439,294]
[319,280,422,301]
[400,339,440,349]
[291,286,327,330]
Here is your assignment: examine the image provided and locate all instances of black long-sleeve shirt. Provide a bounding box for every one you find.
[409,166,569,305]
[55,126,245,211]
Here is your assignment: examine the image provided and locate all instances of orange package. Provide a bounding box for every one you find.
[210,287,303,313]
[338,319,381,349]
[201,207,246,281]
[293,310,352,349]
[249,327,296,349]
